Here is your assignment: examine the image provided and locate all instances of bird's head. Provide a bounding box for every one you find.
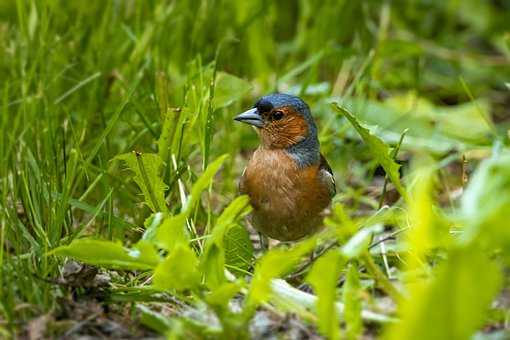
[234,93,317,149]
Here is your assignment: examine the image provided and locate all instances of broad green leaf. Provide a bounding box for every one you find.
[461,154,510,247]
[212,72,252,108]
[343,264,363,340]
[385,247,502,340]
[205,282,242,310]
[306,249,344,339]
[224,224,254,276]
[332,103,408,202]
[246,237,317,307]
[130,240,162,266]
[156,213,188,252]
[116,152,168,213]
[213,196,252,234]
[153,244,200,291]
[201,244,224,290]
[52,239,160,270]
[201,196,251,288]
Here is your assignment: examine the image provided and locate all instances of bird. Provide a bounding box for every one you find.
[234,93,335,242]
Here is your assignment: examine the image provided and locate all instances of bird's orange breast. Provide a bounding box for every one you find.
[240,148,331,241]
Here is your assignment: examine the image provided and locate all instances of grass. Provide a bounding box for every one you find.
[1,0,510,338]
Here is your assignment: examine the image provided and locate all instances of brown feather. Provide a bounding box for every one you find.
[241,148,333,241]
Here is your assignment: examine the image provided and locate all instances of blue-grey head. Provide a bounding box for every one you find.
[234,93,320,166]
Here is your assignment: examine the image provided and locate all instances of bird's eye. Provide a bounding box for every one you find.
[272,110,284,120]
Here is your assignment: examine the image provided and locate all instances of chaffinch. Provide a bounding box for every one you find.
[234,94,335,241]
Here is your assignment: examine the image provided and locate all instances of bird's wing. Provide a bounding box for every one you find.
[319,153,336,198]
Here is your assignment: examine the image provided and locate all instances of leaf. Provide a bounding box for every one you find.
[52,239,160,270]
[343,264,363,340]
[461,154,510,247]
[116,152,168,213]
[405,166,450,269]
[384,247,502,340]
[246,237,317,307]
[214,196,252,234]
[205,282,242,310]
[156,154,229,251]
[224,224,254,276]
[306,249,344,339]
[201,244,224,290]
[130,240,162,266]
[158,108,180,162]
[201,196,251,288]
[156,213,188,252]
[332,103,408,202]
[407,168,435,262]
[183,154,229,214]
[153,244,200,291]
[212,72,252,108]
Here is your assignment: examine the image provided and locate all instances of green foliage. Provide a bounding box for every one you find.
[332,104,409,202]
[155,214,189,252]
[343,264,363,340]
[385,247,502,340]
[157,108,180,164]
[306,249,344,339]
[224,224,254,276]
[405,166,450,269]
[157,154,228,251]
[341,224,384,259]
[201,195,251,288]
[183,154,229,214]
[246,237,317,307]
[153,244,201,292]
[341,95,494,153]
[2,0,509,338]
[384,152,507,340]
[52,239,160,270]
[461,154,510,246]
[205,282,242,310]
[116,152,168,213]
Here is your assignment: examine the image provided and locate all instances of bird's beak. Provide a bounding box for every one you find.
[234,108,263,128]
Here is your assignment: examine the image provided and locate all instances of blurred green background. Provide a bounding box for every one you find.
[1,0,509,338]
